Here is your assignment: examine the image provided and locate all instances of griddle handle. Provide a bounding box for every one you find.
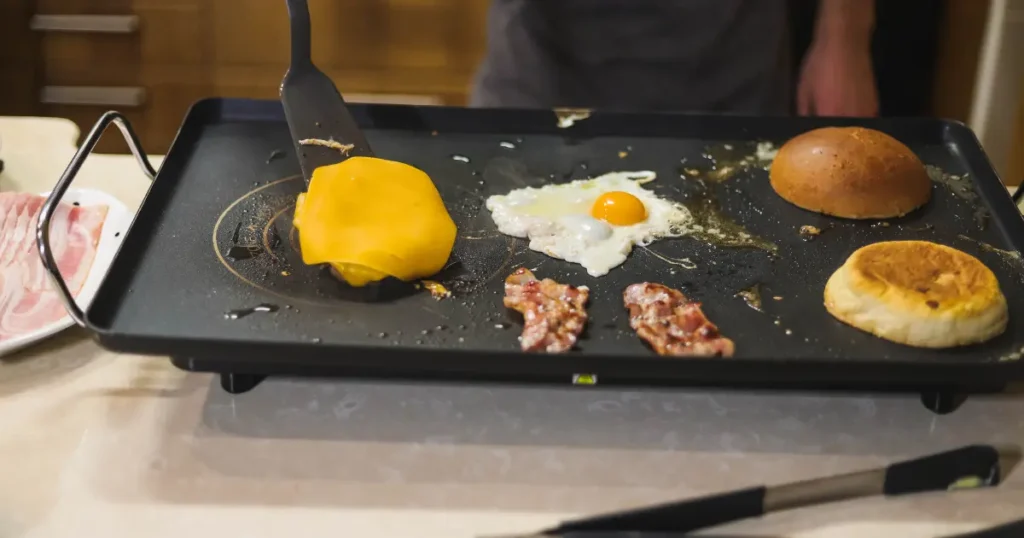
[37,110,156,328]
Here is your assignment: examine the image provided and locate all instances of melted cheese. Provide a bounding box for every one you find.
[293,157,456,287]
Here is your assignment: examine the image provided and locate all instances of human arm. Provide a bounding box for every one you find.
[797,0,879,117]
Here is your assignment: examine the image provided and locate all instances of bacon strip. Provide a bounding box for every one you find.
[623,282,735,357]
[503,267,589,353]
[0,193,107,342]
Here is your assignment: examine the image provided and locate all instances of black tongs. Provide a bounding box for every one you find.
[281,0,373,185]
[492,444,1018,537]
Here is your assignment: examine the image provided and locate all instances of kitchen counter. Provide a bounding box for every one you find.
[2,116,1024,538]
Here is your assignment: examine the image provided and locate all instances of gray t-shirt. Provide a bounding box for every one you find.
[470,0,791,114]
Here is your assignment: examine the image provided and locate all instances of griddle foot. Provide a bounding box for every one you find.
[220,373,265,394]
[920,390,967,415]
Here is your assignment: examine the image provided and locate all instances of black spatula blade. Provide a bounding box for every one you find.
[281,0,373,185]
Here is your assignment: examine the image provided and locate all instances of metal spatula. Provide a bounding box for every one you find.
[281,0,373,185]
[493,444,1019,537]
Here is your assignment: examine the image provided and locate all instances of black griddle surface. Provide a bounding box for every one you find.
[87,99,1024,385]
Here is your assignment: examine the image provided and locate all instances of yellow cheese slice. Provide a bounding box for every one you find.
[293,157,456,287]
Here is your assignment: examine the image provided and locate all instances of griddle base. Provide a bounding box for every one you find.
[220,372,266,394]
[168,357,1004,413]
[921,389,970,415]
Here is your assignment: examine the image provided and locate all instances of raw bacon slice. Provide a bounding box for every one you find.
[623,282,735,357]
[0,193,108,342]
[503,267,589,353]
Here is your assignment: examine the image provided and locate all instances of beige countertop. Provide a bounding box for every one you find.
[1,116,1024,538]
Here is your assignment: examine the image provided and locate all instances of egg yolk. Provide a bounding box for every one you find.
[293,156,457,287]
[590,191,647,226]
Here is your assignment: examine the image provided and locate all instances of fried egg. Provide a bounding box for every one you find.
[485,171,692,276]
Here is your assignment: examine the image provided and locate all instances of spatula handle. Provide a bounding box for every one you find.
[285,0,312,67]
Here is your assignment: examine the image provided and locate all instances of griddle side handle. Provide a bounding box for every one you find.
[37,110,156,328]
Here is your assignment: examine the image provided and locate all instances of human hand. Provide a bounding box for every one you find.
[797,38,879,117]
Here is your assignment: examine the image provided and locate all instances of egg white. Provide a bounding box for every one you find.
[485,171,693,276]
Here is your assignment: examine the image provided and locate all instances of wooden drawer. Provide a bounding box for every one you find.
[35,0,134,15]
[43,81,207,154]
[208,0,485,72]
[40,33,142,86]
[36,6,204,86]
[24,0,487,154]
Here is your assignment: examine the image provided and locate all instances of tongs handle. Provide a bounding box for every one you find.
[535,444,1008,536]
[37,111,156,328]
[945,517,1024,538]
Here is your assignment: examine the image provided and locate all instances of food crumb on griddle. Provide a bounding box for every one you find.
[421,280,451,300]
[773,296,783,301]
[281,270,290,276]
[618,151,629,159]
[755,141,778,162]
[299,138,354,155]
[799,225,821,240]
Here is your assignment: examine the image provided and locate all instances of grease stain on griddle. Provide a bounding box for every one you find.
[639,247,697,269]
[224,303,279,319]
[957,234,1023,264]
[926,165,989,230]
[699,141,778,183]
[683,180,777,252]
[735,284,764,312]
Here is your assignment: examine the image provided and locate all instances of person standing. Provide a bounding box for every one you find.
[470,0,878,117]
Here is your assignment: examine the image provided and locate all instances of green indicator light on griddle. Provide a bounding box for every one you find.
[572,374,597,386]
[947,475,984,491]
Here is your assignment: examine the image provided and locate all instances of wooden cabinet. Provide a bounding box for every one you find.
[4,0,487,154]
[0,0,39,118]
[9,0,1005,178]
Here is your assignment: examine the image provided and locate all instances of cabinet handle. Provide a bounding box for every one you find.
[30,14,139,33]
[41,86,146,107]
[343,93,443,106]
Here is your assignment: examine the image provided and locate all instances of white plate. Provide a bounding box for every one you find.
[0,188,133,356]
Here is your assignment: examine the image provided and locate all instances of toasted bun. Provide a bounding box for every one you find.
[770,127,932,219]
[824,241,1007,348]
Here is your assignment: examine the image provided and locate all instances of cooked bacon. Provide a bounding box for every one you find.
[623,282,735,357]
[503,267,589,353]
[0,193,107,341]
